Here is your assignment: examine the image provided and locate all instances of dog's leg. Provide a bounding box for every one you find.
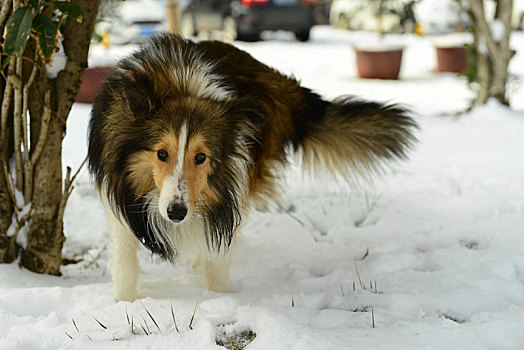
[203,254,232,293]
[103,201,140,302]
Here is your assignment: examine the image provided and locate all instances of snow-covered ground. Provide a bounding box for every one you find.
[1,26,524,349]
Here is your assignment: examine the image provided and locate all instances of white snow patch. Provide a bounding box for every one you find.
[1,26,524,350]
[46,39,67,79]
[491,19,506,42]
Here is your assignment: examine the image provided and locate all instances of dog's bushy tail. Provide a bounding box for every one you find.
[297,95,417,182]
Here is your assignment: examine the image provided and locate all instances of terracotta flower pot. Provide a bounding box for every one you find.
[355,47,403,80]
[76,66,112,104]
[435,46,467,73]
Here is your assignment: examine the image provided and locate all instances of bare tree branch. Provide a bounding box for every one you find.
[2,162,17,212]
[0,0,11,38]
[0,76,14,149]
[55,156,88,242]
[21,49,39,157]
[12,58,24,192]
[24,87,51,204]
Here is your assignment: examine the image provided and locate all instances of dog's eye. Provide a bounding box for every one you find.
[194,153,206,165]
[157,149,169,162]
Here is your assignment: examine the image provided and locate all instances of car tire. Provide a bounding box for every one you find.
[295,29,310,42]
[222,16,237,42]
[181,13,197,37]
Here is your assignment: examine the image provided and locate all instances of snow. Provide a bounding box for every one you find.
[491,19,506,43]
[46,40,67,79]
[2,26,524,349]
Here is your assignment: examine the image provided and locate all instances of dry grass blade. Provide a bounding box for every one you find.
[171,300,180,333]
[126,309,130,325]
[142,317,151,334]
[361,248,369,260]
[93,316,107,329]
[188,301,198,329]
[131,316,137,335]
[340,284,345,296]
[229,336,235,350]
[65,331,74,340]
[141,323,149,336]
[371,306,375,328]
[141,302,161,332]
[354,261,365,289]
[72,318,79,332]
[291,297,294,307]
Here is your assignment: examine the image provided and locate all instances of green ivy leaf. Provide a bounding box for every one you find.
[33,14,59,62]
[1,56,12,70]
[52,1,85,23]
[4,7,33,57]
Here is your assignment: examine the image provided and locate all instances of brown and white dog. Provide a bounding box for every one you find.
[88,34,416,301]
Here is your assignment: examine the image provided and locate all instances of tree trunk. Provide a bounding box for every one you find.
[20,0,102,275]
[20,104,65,273]
[0,0,102,273]
[166,0,182,34]
[465,0,514,105]
[0,172,17,262]
[0,21,16,263]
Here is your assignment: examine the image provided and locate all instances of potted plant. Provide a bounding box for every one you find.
[76,25,113,104]
[435,45,467,73]
[354,0,418,80]
[433,33,470,74]
[76,66,112,104]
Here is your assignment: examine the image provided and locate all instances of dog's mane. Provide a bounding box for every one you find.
[88,35,266,259]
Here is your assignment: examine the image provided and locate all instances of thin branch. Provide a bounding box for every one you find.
[3,162,17,211]
[21,48,39,157]
[30,89,52,166]
[12,57,24,192]
[24,88,51,203]
[3,160,32,242]
[0,0,12,37]
[54,156,88,239]
[69,156,88,186]
[0,78,14,149]
[12,207,33,241]
[21,50,41,204]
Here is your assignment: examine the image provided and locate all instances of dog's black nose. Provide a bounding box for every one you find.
[167,203,187,222]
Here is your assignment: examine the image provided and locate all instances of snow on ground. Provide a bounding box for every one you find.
[1,26,524,349]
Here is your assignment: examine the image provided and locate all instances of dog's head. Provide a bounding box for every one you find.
[91,59,263,258]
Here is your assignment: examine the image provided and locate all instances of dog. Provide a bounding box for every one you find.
[88,34,416,301]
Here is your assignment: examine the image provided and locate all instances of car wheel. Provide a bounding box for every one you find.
[222,16,237,42]
[181,13,197,37]
[295,29,310,42]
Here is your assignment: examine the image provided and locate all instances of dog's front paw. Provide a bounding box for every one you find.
[114,288,138,302]
[208,281,233,293]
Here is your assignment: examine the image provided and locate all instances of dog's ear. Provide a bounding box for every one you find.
[225,97,265,138]
[121,71,152,118]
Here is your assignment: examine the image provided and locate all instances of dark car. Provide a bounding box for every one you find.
[181,0,316,42]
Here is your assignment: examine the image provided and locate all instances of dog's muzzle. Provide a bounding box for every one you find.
[167,203,188,222]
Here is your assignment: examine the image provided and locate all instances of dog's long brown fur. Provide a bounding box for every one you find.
[88,34,416,299]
